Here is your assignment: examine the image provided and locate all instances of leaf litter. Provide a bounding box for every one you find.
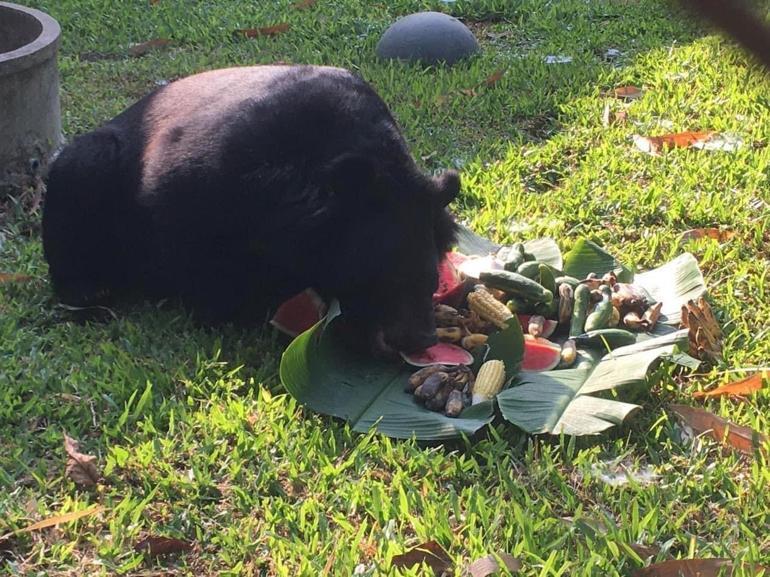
[63,433,100,488]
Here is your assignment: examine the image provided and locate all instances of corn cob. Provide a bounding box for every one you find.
[467,288,513,329]
[471,359,506,405]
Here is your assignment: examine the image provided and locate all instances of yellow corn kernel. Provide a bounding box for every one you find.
[471,359,506,404]
[467,288,513,329]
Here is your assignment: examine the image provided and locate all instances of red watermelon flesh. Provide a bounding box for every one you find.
[270,288,327,337]
[433,252,468,306]
[521,336,562,372]
[401,342,474,367]
[517,314,558,338]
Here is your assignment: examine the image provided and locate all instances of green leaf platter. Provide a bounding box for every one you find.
[280,227,706,440]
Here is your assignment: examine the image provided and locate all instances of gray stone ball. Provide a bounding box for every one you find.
[376,11,480,66]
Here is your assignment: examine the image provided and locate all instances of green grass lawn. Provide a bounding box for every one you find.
[2,0,769,575]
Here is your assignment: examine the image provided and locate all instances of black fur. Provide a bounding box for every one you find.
[42,65,459,352]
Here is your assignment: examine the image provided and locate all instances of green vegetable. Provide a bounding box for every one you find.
[554,275,581,289]
[537,263,557,295]
[480,270,553,304]
[584,286,612,331]
[570,284,591,337]
[516,261,541,280]
[500,243,527,272]
[574,328,636,349]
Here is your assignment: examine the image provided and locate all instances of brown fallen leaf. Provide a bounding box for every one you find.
[292,0,317,8]
[0,505,104,542]
[680,298,723,363]
[135,535,193,557]
[633,131,714,155]
[236,23,290,38]
[679,228,735,244]
[693,372,766,400]
[392,540,452,575]
[484,69,505,87]
[612,85,643,100]
[63,434,100,488]
[465,552,521,576]
[669,404,768,456]
[128,38,171,57]
[0,273,32,283]
[459,88,478,97]
[633,558,768,577]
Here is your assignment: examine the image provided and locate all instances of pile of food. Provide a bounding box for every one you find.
[404,243,667,418]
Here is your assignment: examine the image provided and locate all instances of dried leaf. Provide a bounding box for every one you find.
[63,434,100,488]
[149,0,160,5]
[292,0,316,8]
[459,88,478,97]
[465,553,521,576]
[679,228,735,244]
[681,298,723,363]
[0,273,32,283]
[135,535,193,557]
[484,69,505,87]
[612,85,643,100]
[633,558,767,577]
[128,38,171,57]
[236,23,290,38]
[670,404,768,456]
[392,541,452,575]
[693,372,766,399]
[0,505,104,541]
[633,131,714,155]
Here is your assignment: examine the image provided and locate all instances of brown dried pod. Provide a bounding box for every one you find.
[461,333,488,350]
[590,289,604,304]
[407,365,449,392]
[436,327,463,343]
[425,383,452,411]
[641,301,663,330]
[414,372,449,400]
[444,389,465,417]
[623,310,645,330]
[558,284,573,325]
[447,365,475,389]
[528,315,546,337]
[580,273,603,290]
[434,304,461,327]
[609,306,621,328]
[601,271,617,286]
[611,283,653,312]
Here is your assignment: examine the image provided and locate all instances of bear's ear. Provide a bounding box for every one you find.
[323,153,379,202]
[432,170,460,207]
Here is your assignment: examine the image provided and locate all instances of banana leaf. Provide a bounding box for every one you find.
[280,229,707,439]
[562,238,634,283]
[280,305,498,440]
[497,330,694,435]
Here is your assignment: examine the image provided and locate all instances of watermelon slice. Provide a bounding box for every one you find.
[521,335,562,372]
[401,342,474,367]
[517,314,558,338]
[270,289,327,337]
[433,252,471,307]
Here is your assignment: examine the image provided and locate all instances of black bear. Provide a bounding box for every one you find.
[42,65,459,353]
